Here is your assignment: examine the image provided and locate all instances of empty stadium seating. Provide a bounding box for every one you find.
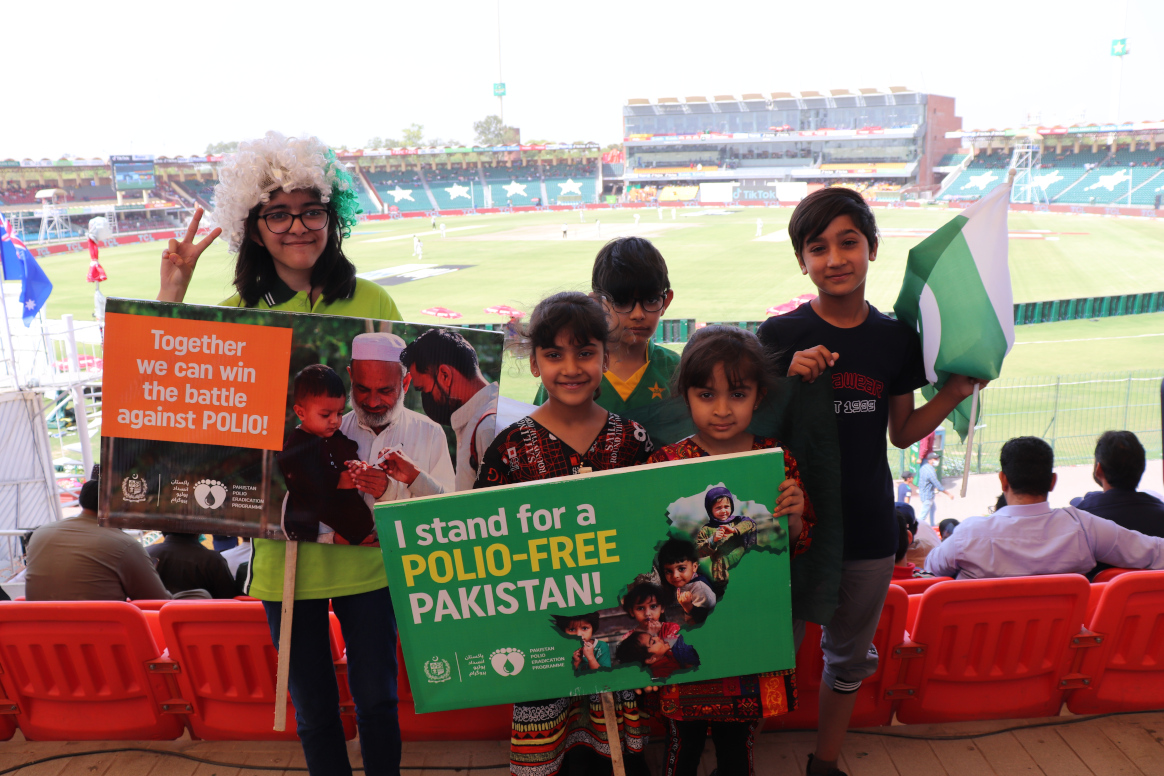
[482,163,540,181]
[767,584,909,730]
[1109,147,1164,167]
[366,170,432,212]
[1056,167,1164,205]
[894,574,1090,724]
[1067,570,1164,715]
[0,601,186,740]
[0,572,1162,741]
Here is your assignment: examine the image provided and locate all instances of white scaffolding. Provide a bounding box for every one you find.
[35,189,73,242]
[1009,143,1048,205]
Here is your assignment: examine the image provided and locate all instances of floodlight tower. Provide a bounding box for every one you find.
[1009,142,1047,205]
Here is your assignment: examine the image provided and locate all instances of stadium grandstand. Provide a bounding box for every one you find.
[613,88,962,202]
[937,121,1164,207]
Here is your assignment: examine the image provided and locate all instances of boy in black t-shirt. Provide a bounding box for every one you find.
[758,188,986,776]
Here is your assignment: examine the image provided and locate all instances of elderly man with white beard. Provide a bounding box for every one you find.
[342,332,454,510]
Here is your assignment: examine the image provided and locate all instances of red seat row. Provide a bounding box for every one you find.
[0,571,1161,741]
[767,569,1164,729]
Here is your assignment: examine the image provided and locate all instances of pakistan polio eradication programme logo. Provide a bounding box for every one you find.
[121,474,148,503]
[490,648,526,677]
[193,479,228,510]
[423,656,452,683]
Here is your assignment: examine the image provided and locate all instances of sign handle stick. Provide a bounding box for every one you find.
[600,692,628,776]
[959,384,979,498]
[273,540,299,731]
[577,466,626,776]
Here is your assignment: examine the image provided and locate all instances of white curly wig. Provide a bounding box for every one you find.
[209,131,356,253]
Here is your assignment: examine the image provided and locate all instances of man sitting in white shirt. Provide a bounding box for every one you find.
[925,436,1164,580]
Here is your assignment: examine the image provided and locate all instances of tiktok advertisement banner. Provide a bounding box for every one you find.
[99,298,503,541]
[375,450,795,713]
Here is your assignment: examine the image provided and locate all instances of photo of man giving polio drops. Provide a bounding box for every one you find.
[375,448,796,713]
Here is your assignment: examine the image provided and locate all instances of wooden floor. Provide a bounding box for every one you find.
[1,712,1162,775]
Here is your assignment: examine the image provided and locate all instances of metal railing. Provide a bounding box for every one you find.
[890,370,1164,477]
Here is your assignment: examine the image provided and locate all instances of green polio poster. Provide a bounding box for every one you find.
[374,449,795,713]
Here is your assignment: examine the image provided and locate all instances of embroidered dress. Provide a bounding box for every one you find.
[474,413,655,776]
[643,435,814,723]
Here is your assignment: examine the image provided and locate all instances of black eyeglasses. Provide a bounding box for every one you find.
[258,209,329,234]
[603,291,669,314]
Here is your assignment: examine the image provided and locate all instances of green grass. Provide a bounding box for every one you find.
[30,206,1164,409]
[41,207,1164,324]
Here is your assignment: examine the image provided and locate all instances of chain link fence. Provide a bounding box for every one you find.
[890,370,1164,478]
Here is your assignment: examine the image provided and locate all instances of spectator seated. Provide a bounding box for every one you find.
[147,533,238,599]
[482,163,540,181]
[925,436,1164,579]
[24,470,173,602]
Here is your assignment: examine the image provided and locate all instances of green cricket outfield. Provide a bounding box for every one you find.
[31,205,1164,405]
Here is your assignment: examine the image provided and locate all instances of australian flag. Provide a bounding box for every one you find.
[0,213,52,325]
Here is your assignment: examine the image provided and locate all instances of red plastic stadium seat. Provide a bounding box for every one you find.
[767,584,909,730]
[1091,567,1140,584]
[1067,570,1164,715]
[396,641,511,740]
[891,576,951,595]
[129,599,171,611]
[159,600,355,741]
[0,601,185,740]
[142,609,166,652]
[894,574,1090,724]
[0,713,14,742]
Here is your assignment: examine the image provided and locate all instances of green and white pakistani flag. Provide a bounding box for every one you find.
[893,179,1014,440]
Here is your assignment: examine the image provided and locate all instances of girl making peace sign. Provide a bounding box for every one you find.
[158,132,403,776]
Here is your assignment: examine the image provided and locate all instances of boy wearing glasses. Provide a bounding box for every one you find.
[533,236,680,413]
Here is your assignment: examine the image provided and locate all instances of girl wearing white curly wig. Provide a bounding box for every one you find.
[157,132,404,776]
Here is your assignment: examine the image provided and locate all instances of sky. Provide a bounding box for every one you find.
[6,0,1163,159]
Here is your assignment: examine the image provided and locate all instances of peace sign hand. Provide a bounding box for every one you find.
[158,208,222,302]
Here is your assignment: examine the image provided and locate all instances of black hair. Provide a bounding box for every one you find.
[621,582,664,618]
[675,325,778,401]
[293,364,346,405]
[553,611,599,633]
[79,478,99,512]
[658,537,699,568]
[614,631,651,664]
[999,436,1055,496]
[994,493,1008,512]
[895,507,913,563]
[400,328,479,379]
[787,187,880,260]
[591,237,670,305]
[526,291,609,352]
[938,518,959,539]
[896,503,918,534]
[902,471,914,481]
[1094,430,1146,490]
[233,189,357,307]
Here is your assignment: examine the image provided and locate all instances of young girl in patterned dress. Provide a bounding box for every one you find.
[645,325,816,776]
[474,291,656,776]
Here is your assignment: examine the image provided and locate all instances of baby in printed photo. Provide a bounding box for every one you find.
[553,612,610,670]
[276,365,375,545]
[657,537,717,625]
[614,629,700,680]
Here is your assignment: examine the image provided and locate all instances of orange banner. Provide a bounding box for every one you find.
[102,312,293,451]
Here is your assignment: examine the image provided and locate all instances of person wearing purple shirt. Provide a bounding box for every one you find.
[926,436,1164,580]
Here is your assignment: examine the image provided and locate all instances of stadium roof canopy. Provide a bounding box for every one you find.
[624,87,920,109]
[947,119,1164,139]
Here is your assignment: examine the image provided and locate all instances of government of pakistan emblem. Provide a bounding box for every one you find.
[122,474,148,503]
[424,656,452,683]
